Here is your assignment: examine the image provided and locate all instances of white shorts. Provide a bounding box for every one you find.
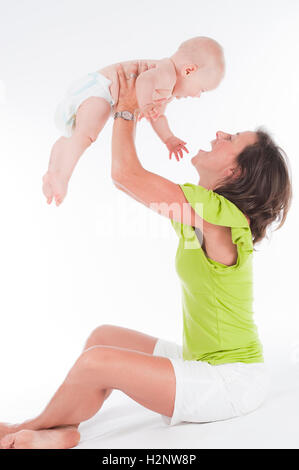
[54,71,115,137]
[152,338,270,426]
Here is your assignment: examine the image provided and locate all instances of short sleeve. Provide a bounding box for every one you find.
[177,182,253,253]
[179,183,249,228]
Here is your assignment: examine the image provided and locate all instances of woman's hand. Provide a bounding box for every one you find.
[115,63,139,114]
[165,136,189,161]
[116,62,158,119]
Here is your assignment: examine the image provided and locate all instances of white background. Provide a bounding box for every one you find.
[0,0,298,429]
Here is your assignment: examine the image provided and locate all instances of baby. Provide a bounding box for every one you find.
[43,36,225,206]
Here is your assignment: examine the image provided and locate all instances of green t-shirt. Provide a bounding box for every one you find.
[171,182,264,365]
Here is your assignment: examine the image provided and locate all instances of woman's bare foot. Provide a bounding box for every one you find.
[42,171,69,206]
[0,426,80,449]
[0,423,19,441]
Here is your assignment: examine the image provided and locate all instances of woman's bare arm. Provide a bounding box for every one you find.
[111,62,216,233]
[111,116,214,233]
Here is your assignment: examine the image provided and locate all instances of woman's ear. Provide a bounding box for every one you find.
[231,166,242,178]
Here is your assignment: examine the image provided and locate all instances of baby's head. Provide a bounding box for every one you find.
[170,37,225,98]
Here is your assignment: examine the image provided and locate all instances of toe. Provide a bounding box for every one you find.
[43,181,53,201]
[11,430,34,449]
[1,433,16,449]
[55,196,62,206]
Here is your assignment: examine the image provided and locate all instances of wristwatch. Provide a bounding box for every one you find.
[114,111,135,121]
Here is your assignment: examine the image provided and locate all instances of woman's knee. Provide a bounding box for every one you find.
[66,346,108,386]
[84,324,114,349]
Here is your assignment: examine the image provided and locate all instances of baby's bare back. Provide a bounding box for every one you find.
[98,59,158,80]
[97,59,159,105]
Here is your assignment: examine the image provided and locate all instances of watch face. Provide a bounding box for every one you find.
[122,111,133,120]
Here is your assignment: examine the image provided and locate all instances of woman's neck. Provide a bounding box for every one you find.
[197,176,215,191]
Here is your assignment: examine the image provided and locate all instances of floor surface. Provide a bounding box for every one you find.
[76,358,299,449]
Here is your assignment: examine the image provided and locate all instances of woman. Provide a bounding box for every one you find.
[0,64,292,449]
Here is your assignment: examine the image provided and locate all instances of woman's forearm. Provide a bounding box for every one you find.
[111,117,144,182]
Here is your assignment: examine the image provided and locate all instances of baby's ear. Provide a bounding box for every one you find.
[182,64,199,76]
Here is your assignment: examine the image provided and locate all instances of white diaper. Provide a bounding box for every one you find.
[54,72,115,137]
[153,338,270,426]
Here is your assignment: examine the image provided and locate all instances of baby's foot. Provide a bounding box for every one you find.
[1,426,80,449]
[42,171,69,206]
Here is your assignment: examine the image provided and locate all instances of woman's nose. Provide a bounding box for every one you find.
[216,131,229,140]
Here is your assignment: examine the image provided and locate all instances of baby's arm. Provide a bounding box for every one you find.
[136,59,176,119]
[135,69,160,118]
[148,100,172,141]
[148,102,189,161]
[136,61,188,161]
[150,114,173,142]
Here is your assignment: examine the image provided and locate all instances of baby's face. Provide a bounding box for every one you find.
[173,65,223,99]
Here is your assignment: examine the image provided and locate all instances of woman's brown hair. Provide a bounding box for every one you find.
[214,128,293,247]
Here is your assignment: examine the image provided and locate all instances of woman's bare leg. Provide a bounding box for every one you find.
[1,345,175,449]
[82,324,159,401]
[0,325,161,448]
[42,96,111,206]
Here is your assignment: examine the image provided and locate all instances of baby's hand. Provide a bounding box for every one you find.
[139,101,166,121]
[165,136,189,161]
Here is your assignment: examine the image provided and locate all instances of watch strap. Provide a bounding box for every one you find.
[114,111,134,121]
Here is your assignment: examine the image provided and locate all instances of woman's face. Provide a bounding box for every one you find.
[191,130,257,185]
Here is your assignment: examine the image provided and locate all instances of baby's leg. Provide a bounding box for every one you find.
[43,96,111,206]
